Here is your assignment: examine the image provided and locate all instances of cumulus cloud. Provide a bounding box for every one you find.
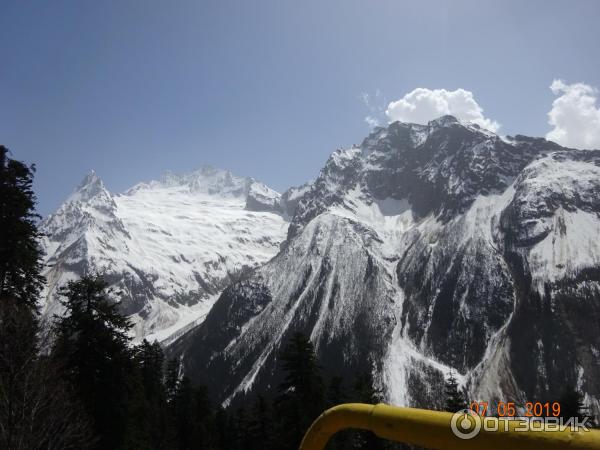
[385,87,500,132]
[546,79,600,149]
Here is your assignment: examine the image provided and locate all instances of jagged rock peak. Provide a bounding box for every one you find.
[66,170,110,203]
[126,166,263,199]
[427,114,460,127]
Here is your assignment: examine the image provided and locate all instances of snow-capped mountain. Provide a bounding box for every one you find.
[169,116,600,414]
[40,167,289,343]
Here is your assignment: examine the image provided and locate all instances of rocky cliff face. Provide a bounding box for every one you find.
[170,117,600,414]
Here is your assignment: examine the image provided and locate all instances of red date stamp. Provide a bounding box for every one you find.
[469,401,561,417]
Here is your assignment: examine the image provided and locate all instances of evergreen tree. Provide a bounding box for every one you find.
[0,145,44,309]
[350,371,384,450]
[444,372,467,413]
[169,375,217,450]
[247,395,273,450]
[52,276,134,450]
[0,146,93,449]
[326,376,347,407]
[215,406,233,450]
[127,339,169,449]
[172,376,197,450]
[0,294,40,448]
[230,406,250,450]
[0,145,42,446]
[274,332,324,450]
[165,357,181,405]
[193,384,218,449]
[324,376,350,450]
[559,386,592,424]
[352,371,383,405]
[0,296,95,449]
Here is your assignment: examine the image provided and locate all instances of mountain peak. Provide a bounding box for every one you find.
[428,114,460,127]
[67,170,109,203]
[153,167,249,198]
[80,169,101,185]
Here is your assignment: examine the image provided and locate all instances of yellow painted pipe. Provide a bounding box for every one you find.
[298,403,600,450]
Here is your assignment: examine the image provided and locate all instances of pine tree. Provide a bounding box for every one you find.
[52,275,134,450]
[0,146,93,449]
[127,339,169,449]
[172,376,197,450]
[559,386,592,423]
[325,376,350,450]
[0,297,95,449]
[166,374,215,449]
[192,384,218,449]
[247,395,273,450]
[0,145,43,446]
[215,406,233,450]
[350,371,384,450]
[352,371,383,405]
[165,357,181,405]
[230,406,250,450]
[326,376,347,407]
[0,145,44,309]
[444,372,467,413]
[274,332,324,450]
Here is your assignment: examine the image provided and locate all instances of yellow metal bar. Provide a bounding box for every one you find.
[299,403,600,450]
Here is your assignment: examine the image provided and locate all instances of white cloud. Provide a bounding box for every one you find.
[360,90,386,129]
[385,87,500,132]
[546,79,600,149]
[365,116,380,128]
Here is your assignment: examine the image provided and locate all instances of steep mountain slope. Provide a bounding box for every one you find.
[40,167,289,342]
[170,116,600,413]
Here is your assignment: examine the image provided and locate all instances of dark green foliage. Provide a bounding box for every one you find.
[0,297,39,448]
[127,339,170,449]
[443,372,467,413]
[559,385,595,425]
[0,147,94,449]
[247,395,273,450]
[324,376,349,450]
[215,407,233,450]
[52,276,135,450]
[230,406,250,450]
[352,371,383,404]
[165,357,180,404]
[326,376,347,407]
[0,146,44,309]
[273,332,324,450]
[172,377,197,449]
[48,277,223,449]
[42,274,228,450]
[167,374,218,450]
[349,371,385,450]
[0,296,96,449]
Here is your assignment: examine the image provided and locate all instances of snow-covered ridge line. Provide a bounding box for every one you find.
[168,117,600,417]
[40,166,290,343]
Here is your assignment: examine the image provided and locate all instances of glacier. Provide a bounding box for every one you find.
[40,166,289,342]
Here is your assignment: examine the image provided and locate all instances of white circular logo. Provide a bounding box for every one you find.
[450,409,482,440]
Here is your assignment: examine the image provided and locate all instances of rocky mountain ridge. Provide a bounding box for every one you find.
[168,116,600,414]
[41,166,289,342]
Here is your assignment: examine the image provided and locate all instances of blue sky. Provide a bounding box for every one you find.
[2,0,600,215]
